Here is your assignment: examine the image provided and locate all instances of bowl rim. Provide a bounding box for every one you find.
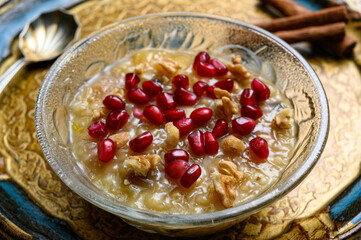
[35,12,329,227]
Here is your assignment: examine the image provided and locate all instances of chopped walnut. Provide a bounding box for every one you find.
[92,108,107,120]
[146,154,162,166]
[212,161,244,208]
[218,161,244,181]
[227,55,252,82]
[92,85,105,94]
[165,122,179,147]
[211,172,236,208]
[215,96,239,121]
[273,108,294,129]
[222,135,245,155]
[154,58,181,77]
[232,55,243,64]
[124,154,161,178]
[113,88,125,99]
[222,97,239,118]
[232,81,242,94]
[214,88,231,99]
[109,132,129,148]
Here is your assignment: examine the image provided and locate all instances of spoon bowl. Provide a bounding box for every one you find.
[0,9,79,94]
[19,10,79,62]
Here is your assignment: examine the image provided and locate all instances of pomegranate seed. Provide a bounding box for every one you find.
[212,119,228,138]
[125,73,140,90]
[165,159,190,179]
[172,74,189,89]
[143,105,164,125]
[103,95,125,110]
[240,88,256,106]
[106,110,129,131]
[98,139,116,162]
[174,118,194,137]
[188,130,205,155]
[190,107,213,126]
[164,109,186,122]
[194,61,216,78]
[206,85,216,99]
[129,131,153,152]
[142,80,163,98]
[210,58,228,76]
[232,117,256,136]
[127,88,149,105]
[251,78,270,102]
[164,149,190,164]
[133,108,143,118]
[180,164,201,188]
[241,105,263,120]
[250,137,269,159]
[88,121,107,139]
[214,78,234,92]
[193,51,211,69]
[193,81,208,97]
[157,92,176,110]
[204,132,219,155]
[174,87,197,106]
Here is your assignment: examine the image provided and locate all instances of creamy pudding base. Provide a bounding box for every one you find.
[70,49,295,214]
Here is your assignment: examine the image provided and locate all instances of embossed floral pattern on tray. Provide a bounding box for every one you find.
[2,0,359,239]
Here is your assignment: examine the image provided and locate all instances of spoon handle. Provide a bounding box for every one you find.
[0,58,27,94]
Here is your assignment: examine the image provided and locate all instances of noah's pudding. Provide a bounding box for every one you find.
[70,48,295,214]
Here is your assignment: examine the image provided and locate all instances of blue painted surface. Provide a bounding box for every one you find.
[351,212,361,225]
[0,180,81,240]
[294,0,323,11]
[329,176,361,223]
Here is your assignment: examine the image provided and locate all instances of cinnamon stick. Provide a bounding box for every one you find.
[259,0,356,56]
[274,22,345,44]
[322,35,356,56]
[261,0,311,16]
[256,6,348,32]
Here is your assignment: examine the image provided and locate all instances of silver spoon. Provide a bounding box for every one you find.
[0,10,79,94]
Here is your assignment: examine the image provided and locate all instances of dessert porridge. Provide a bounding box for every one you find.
[69,48,296,214]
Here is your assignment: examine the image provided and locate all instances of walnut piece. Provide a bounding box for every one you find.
[222,135,245,155]
[227,55,252,81]
[218,161,244,181]
[273,108,294,129]
[146,154,162,166]
[124,154,161,178]
[212,161,244,208]
[109,132,129,148]
[165,122,179,147]
[232,81,242,94]
[214,88,231,99]
[92,107,107,120]
[154,58,181,77]
[232,55,243,64]
[211,172,236,208]
[113,88,125,99]
[215,96,239,121]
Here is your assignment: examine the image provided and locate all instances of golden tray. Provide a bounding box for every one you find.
[0,0,361,239]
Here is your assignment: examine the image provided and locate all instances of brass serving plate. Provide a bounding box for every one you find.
[0,0,360,239]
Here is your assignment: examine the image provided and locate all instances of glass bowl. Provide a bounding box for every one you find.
[35,13,329,236]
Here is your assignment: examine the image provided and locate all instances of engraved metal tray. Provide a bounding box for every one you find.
[0,0,360,239]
